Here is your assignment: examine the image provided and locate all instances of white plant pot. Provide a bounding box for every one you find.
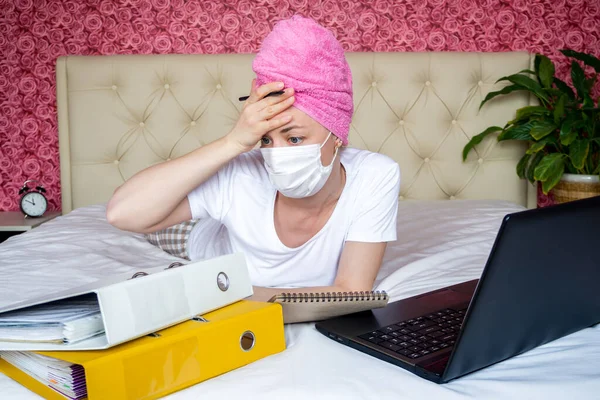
[551,173,600,204]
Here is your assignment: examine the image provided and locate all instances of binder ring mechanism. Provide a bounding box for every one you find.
[130,262,186,280]
[147,315,209,339]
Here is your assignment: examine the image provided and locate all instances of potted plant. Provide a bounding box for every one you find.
[462,49,600,204]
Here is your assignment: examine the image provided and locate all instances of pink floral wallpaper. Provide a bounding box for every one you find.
[0,0,599,211]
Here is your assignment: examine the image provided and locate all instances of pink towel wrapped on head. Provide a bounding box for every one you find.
[252,15,353,145]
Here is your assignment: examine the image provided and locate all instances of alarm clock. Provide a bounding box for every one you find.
[19,179,48,218]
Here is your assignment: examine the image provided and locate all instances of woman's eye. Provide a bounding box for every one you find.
[289,137,303,144]
[261,137,271,145]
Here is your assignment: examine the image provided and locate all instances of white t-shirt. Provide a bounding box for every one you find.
[187,147,401,288]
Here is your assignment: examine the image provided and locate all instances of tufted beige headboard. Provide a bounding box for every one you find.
[56,52,536,214]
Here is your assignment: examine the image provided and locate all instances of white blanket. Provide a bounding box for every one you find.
[0,200,598,399]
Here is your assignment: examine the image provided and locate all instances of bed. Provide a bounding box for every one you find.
[1,52,599,399]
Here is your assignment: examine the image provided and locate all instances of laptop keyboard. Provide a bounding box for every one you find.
[357,308,467,360]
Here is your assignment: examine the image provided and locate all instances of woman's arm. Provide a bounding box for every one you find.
[106,81,295,233]
[106,137,242,233]
[249,241,387,302]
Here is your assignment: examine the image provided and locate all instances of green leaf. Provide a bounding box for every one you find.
[534,153,566,194]
[517,69,536,75]
[585,75,597,92]
[553,94,567,124]
[526,139,550,154]
[544,88,566,98]
[583,109,595,136]
[529,120,558,140]
[496,74,550,102]
[561,131,578,146]
[583,76,596,108]
[534,54,542,76]
[516,106,549,120]
[498,122,534,141]
[553,77,576,100]
[541,173,563,194]
[462,126,503,161]
[569,139,590,170]
[538,55,555,89]
[571,60,587,100]
[480,84,523,109]
[559,113,578,144]
[508,106,549,125]
[561,49,600,73]
[526,151,545,183]
[516,153,531,179]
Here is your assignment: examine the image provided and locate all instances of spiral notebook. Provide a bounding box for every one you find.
[269,291,389,324]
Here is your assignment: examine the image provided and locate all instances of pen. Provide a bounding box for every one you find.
[238,90,285,102]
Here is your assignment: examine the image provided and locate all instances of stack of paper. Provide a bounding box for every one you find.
[0,351,87,399]
[0,296,104,344]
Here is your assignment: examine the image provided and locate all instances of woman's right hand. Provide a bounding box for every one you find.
[226,79,295,153]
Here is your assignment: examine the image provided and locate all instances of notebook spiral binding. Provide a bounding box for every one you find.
[279,290,388,303]
[130,262,186,279]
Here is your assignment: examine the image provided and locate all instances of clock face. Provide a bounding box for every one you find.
[20,192,48,217]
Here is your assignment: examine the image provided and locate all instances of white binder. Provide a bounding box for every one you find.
[0,252,252,351]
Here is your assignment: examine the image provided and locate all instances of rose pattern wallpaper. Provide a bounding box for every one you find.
[0,0,599,211]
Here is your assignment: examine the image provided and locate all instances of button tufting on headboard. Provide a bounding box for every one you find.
[56,52,537,213]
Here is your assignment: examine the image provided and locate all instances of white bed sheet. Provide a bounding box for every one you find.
[0,200,599,400]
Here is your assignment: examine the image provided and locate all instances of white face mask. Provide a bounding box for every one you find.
[260,132,339,198]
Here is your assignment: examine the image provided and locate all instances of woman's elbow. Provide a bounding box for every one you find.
[106,190,133,231]
[106,198,125,229]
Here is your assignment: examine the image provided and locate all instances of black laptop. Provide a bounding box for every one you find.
[316,195,600,383]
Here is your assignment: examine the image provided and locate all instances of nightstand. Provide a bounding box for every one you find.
[0,211,61,243]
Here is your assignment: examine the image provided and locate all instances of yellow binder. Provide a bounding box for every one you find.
[0,300,285,399]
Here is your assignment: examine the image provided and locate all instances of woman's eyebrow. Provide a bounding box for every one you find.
[280,125,299,133]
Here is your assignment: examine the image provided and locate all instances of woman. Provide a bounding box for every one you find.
[106,16,400,301]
